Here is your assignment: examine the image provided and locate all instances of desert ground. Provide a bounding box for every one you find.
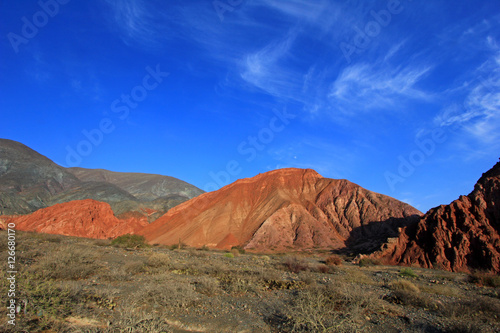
[1,231,499,333]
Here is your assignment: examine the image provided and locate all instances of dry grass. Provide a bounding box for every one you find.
[469,271,500,287]
[284,282,377,332]
[3,230,500,333]
[389,279,420,293]
[29,246,100,280]
[325,254,342,266]
[283,256,310,273]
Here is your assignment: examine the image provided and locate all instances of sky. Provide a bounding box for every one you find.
[0,0,499,212]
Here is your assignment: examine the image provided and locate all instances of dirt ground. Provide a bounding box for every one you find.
[0,231,499,332]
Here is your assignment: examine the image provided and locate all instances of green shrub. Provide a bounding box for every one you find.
[111,234,147,248]
[399,267,418,278]
[224,253,234,258]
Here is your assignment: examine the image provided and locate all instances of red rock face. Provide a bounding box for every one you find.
[376,161,500,273]
[140,168,421,251]
[4,199,148,239]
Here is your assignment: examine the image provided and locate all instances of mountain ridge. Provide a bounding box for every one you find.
[140,167,422,252]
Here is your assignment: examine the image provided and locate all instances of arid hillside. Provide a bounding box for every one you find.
[141,168,421,251]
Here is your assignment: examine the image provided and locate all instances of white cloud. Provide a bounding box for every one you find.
[103,0,179,48]
[329,63,433,113]
[434,38,500,153]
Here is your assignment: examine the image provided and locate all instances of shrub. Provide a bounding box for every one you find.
[31,247,99,280]
[469,272,500,287]
[284,283,375,332]
[230,249,240,257]
[358,257,381,267]
[124,261,146,274]
[193,276,220,296]
[146,253,170,269]
[399,267,418,278]
[283,256,309,273]
[389,279,420,294]
[224,253,234,258]
[325,254,342,266]
[317,264,330,274]
[231,246,246,254]
[111,234,147,248]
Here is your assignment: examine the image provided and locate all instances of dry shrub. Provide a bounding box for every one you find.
[193,276,220,296]
[95,304,175,332]
[285,282,376,332]
[439,295,500,322]
[146,252,170,269]
[358,257,381,267]
[342,269,374,285]
[387,280,438,310]
[283,256,309,273]
[469,271,500,287]
[124,261,146,275]
[325,254,342,266]
[31,246,99,280]
[230,248,241,257]
[317,264,330,274]
[420,284,461,297]
[389,279,420,293]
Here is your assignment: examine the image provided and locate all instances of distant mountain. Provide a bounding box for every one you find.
[376,160,500,273]
[67,167,202,201]
[0,139,204,219]
[140,168,421,251]
[0,139,80,214]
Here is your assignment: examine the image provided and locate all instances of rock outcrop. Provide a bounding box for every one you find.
[140,168,421,251]
[376,160,500,273]
[5,199,148,239]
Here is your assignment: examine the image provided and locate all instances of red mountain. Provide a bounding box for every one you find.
[5,199,148,239]
[376,160,500,273]
[140,168,421,251]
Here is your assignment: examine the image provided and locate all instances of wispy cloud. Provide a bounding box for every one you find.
[240,31,304,100]
[433,36,500,155]
[103,0,179,48]
[329,62,433,113]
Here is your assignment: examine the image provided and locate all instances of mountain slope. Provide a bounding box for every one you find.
[140,168,421,251]
[0,139,203,219]
[5,199,148,239]
[0,139,80,214]
[376,160,500,273]
[67,167,203,201]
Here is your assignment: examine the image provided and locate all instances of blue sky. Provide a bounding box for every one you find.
[1,0,499,212]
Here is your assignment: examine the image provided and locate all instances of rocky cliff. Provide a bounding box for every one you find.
[376,160,500,273]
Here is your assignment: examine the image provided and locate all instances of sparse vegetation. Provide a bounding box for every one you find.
[325,254,342,266]
[111,234,147,248]
[469,271,500,287]
[358,257,381,267]
[2,230,499,333]
[284,256,310,273]
[399,267,418,278]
